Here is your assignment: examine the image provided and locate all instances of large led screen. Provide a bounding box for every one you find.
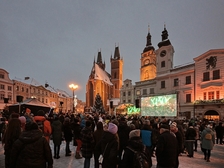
[141,94,177,116]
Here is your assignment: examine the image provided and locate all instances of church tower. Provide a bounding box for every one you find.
[155,25,175,76]
[140,26,156,81]
[111,46,123,98]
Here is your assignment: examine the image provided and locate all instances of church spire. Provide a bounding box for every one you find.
[158,24,171,48]
[97,50,103,64]
[114,45,120,59]
[143,24,154,52]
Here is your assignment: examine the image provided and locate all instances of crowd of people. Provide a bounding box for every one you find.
[0,108,223,168]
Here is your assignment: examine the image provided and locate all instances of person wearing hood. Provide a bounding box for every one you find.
[96,122,119,168]
[201,124,215,162]
[9,122,53,168]
[119,129,152,168]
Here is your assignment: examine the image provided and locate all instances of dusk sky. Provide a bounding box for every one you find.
[1,1,224,101]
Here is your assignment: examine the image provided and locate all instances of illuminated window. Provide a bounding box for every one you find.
[203,72,210,81]
[216,91,220,99]
[186,76,191,84]
[161,61,165,68]
[203,92,206,100]
[161,81,165,88]
[213,70,220,80]
[186,94,191,103]
[208,92,214,100]
[174,78,179,86]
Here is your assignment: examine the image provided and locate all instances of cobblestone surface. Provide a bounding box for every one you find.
[1,140,224,168]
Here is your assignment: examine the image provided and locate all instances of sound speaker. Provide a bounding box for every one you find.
[110,101,113,108]
[4,98,9,103]
[16,95,23,103]
[135,99,140,108]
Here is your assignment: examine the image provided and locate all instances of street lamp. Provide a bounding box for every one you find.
[69,84,78,113]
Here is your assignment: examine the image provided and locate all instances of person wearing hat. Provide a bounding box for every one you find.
[156,124,178,168]
[95,122,119,168]
[185,122,196,158]
[119,129,152,168]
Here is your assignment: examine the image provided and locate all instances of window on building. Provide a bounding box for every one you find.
[186,94,191,103]
[22,87,24,92]
[8,86,12,91]
[46,99,48,104]
[128,91,131,96]
[0,74,4,79]
[208,91,214,100]
[203,72,210,81]
[128,99,131,103]
[126,83,129,87]
[16,86,19,91]
[174,78,179,87]
[161,81,165,88]
[38,90,40,94]
[216,91,220,99]
[150,88,154,94]
[161,61,165,68]
[203,92,206,100]
[26,88,29,93]
[0,93,4,100]
[0,84,5,90]
[33,88,35,93]
[8,95,12,101]
[186,76,191,84]
[213,70,220,80]
[114,72,117,79]
[115,84,117,89]
[123,100,126,103]
[123,92,126,96]
[143,89,147,95]
[42,98,44,103]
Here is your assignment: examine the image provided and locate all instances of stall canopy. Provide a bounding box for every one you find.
[8,98,51,116]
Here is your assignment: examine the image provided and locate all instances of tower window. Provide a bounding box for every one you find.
[161,61,165,68]
[114,72,117,78]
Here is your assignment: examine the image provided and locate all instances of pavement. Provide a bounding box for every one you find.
[1,140,224,168]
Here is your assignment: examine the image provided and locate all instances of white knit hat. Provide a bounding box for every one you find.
[108,122,118,134]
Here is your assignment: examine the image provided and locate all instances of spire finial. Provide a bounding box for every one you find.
[164,22,166,29]
[148,24,150,33]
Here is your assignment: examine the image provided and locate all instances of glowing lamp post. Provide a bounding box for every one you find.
[69,84,78,113]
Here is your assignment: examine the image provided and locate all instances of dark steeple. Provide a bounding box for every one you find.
[158,24,171,48]
[114,46,120,59]
[97,50,103,64]
[143,25,155,52]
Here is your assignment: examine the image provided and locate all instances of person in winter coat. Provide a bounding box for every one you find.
[93,121,105,168]
[80,120,95,168]
[96,122,119,168]
[51,116,63,159]
[156,124,178,168]
[2,118,21,168]
[72,116,83,159]
[9,122,53,168]
[63,117,73,156]
[201,124,215,162]
[119,129,152,168]
[185,122,196,157]
[117,117,130,162]
[215,122,223,144]
[34,110,52,143]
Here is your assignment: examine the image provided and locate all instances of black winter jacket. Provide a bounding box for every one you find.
[10,129,53,168]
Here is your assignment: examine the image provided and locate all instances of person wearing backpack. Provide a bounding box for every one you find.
[119,129,152,168]
[201,124,215,162]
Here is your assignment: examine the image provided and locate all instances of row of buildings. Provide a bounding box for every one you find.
[0,71,85,113]
[86,25,224,120]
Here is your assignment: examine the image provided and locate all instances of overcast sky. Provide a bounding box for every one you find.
[1,0,224,101]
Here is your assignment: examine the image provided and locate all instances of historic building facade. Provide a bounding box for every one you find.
[120,26,224,120]
[86,46,123,112]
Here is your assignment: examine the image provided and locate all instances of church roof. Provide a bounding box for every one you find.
[93,63,113,85]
